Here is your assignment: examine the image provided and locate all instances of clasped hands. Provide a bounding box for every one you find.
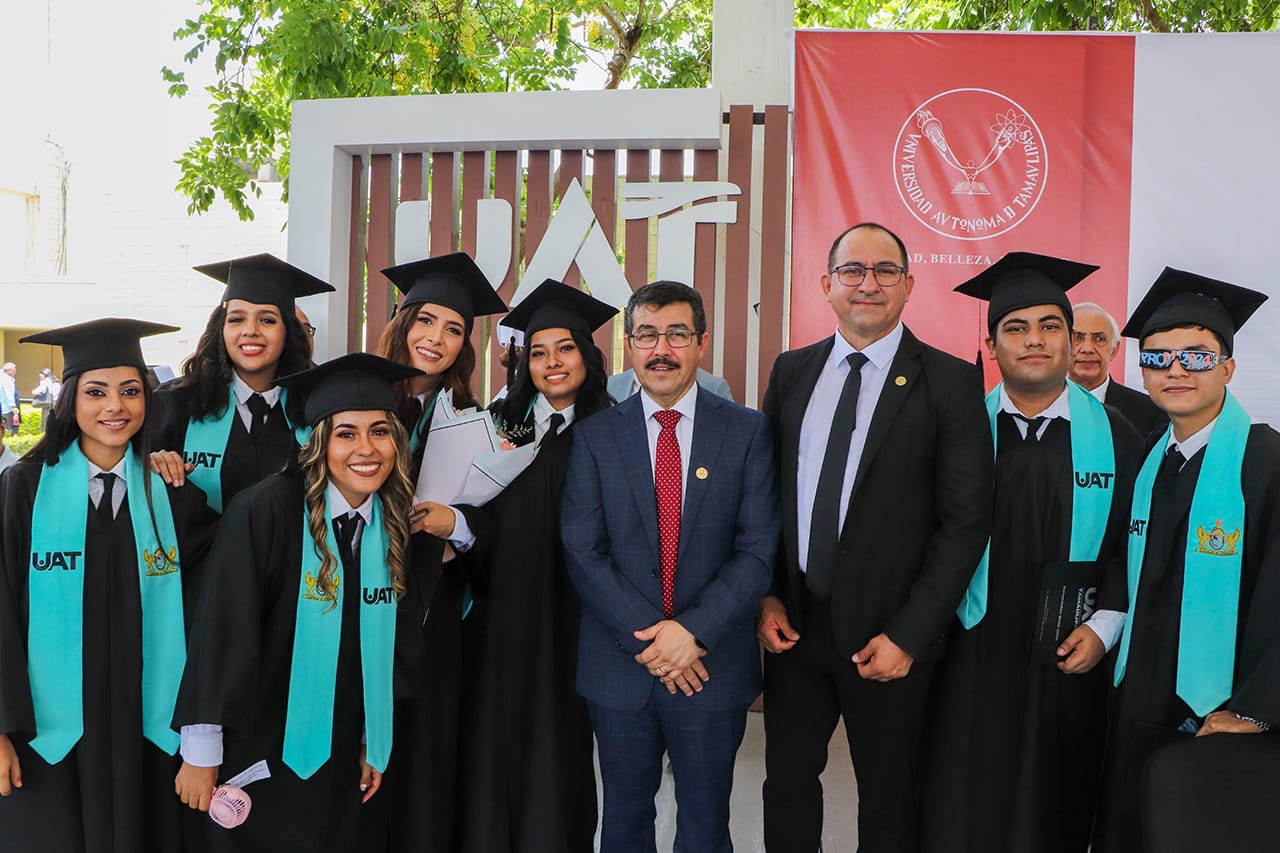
[634,621,708,697]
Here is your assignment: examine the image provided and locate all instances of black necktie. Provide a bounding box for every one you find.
[246,393,272,437]
[1162,445,1187,479]
[333,512,362,567]
[1012,414,1048,442]
[402,395,424,429]
[806,351,870,599]
[96,473,117,526]
[539,413,566,449]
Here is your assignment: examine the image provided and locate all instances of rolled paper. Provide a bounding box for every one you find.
[209,784,252,829]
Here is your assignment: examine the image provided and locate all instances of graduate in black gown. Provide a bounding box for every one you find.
[149,254,331,511]
[172,353,421,852]
[923,255,1142,852]
[0,319,218,853]
[373,252,508,852]
[1092,269,1280,852]
[434,279,615,852]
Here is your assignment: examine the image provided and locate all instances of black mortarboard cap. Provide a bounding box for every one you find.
[195,253,335,311]
[1120,266,1266,355]
[381,253,508,323]
[500,279,618,340]
[20,318,179,380]
[953,251,1100,334]
[275,353,424,425]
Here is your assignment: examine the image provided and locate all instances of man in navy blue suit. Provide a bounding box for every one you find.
[563,280,780,853]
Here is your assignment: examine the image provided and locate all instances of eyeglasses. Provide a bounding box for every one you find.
[629,329,698,349]
[1138,349,1224,372]
[302,323,316,337]
[828,262,908,288]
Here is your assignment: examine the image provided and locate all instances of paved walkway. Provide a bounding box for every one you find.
[597,714,860,851]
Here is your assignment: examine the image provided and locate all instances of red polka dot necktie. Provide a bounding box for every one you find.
[654,409,682,618]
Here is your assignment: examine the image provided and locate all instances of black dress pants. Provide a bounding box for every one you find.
[762,590,934,853]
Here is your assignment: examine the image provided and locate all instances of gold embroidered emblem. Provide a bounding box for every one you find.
[303,571,341,601]
[142,546,180,576]
[695,467,709,480]
[895,375,907,387]
[1195,519,1241,556]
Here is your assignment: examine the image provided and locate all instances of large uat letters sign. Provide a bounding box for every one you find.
[791,31,1280,423]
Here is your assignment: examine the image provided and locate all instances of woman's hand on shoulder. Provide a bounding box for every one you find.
[150,450,194,487]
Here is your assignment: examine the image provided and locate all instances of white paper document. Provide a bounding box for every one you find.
[414,410,502,504]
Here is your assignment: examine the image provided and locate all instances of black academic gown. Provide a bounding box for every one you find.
[0,457,217,853]
[174,472,387,853]
[150,382,300,511]
[380,400,475,853]
[1092,425,1280,852]
[922,410,1141,853]
[452,423,598,852]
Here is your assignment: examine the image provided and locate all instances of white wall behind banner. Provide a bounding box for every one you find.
[1126,34,1280,423]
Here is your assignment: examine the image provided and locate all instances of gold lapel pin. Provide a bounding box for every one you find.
[894,375,907,387]
[695,466,709,480]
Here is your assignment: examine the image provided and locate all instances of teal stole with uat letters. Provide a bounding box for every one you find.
[184,384,310,512]
[1115,389,1249,715]
[281,493,395,778]
[28,442,185,763]
[957,381,1116,628]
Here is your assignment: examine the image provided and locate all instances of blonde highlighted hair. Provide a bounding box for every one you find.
[298,412,414,609]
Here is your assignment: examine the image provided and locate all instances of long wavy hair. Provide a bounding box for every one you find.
[297,412,414,610]
[491,329,611,442]
[171,302,312,423]
[376,304,478,415]
[24,368,166,543]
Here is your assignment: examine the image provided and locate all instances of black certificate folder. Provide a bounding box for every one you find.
[1031,561,1104,664]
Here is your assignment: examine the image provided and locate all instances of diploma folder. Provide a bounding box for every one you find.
[1030,561,1104,665]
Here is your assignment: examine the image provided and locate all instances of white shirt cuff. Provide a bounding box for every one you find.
[1084,609,1126,653]
[179,724,224,767]
[448,506,477,553]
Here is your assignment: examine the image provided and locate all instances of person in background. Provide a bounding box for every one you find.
[1,363,20,436]
[1068,301,1166,437]
[31,368,62,434]
[296,305,316,360]
[0,319,218,851]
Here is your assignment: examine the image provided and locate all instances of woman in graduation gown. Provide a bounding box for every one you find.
[435,279,615,852]
[0,318,219,853]
[172,353,420,852]
[372,251,509,852]
[148,254,332,512]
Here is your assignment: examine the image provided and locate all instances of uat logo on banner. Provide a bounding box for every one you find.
[895,88,1048,241]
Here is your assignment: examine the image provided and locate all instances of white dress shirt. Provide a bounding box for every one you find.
[87,457,127,517]
[179,481,375,768]
[640,383,698,510]
[532,394,575,444]
[796,323,903,573]
[998,382,1126,651]
[1165,414,1218,467]
[1086,375,1111,403]
[231,372,284,432]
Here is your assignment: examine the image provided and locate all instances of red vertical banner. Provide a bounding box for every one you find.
[791,31,1135,373]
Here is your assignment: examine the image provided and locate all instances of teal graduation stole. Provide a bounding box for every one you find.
[28,443,186,763]
[282,494,396,778]
[957,381,1116,629]
[185,384,311,512]
[1115,390,1248,715]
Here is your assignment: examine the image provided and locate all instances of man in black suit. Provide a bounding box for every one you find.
[757,222,993,852]
[1069,301,1166,437]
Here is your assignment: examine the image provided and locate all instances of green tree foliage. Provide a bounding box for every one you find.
[164,0,713,220]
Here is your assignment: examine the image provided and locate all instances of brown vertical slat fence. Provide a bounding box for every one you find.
[348,105,791,407]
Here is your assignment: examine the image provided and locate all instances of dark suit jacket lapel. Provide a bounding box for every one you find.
[849,326,923,507]
[615,395,660,558]
[781,338,835,568]
[677,390,726,562]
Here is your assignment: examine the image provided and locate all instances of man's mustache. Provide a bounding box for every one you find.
[645,356,680,370]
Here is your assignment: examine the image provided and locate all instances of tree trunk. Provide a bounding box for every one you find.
[605,22,644,89]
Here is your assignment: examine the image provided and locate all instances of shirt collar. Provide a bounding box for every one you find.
[232,372,282,407]
[1087,376,1111,402]
[87,455,128,480]
[533,394,575,430]
[641,381,698,423]
[830,321,903,372]
[326,480,374,525]
[1167,413,1219,460]
[999,382,1072,422]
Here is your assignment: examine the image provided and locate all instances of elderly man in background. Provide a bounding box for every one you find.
[1069,302,1165,436]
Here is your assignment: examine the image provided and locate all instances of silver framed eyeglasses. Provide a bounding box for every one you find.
[828,262,907,288]
[1138,349,1223,372]
[629,329,697,349]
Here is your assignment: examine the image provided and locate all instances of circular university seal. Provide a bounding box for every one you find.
[894,88,1048,241]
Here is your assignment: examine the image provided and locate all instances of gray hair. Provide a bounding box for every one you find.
[1071,302,1120,342]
